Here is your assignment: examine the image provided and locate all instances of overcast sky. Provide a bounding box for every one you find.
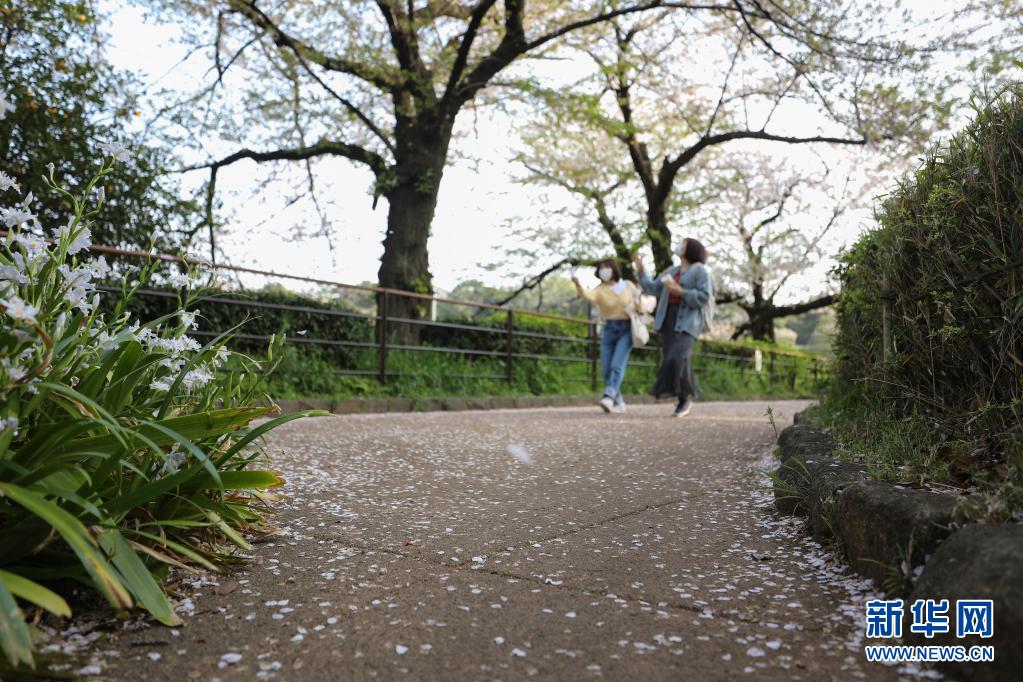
[100,1,996,299]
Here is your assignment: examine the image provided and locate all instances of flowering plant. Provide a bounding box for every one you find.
[0,151,312,671]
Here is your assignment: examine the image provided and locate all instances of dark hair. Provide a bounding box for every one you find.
[594,258,621,282]
[682,238,708,264]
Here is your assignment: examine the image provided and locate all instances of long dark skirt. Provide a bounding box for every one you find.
[651,303,701,400]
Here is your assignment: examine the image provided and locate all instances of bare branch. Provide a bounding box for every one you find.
[441,0,500,110]
[493,256,588,307]
[230,0,400,91]
[181,140,390,178]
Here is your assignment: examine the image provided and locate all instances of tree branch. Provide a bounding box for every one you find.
[455,0,728,103]
[230,0,400,91]
[441,0,500,110]
[732,293,837,335]
[492,256,588,308]
[653,128,867,206]
[181,140,390,178]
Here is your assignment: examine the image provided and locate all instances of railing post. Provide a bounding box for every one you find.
[377,291,388,384]
[505,310,514,385]
[589,309,598,392]
[882,287,892,364]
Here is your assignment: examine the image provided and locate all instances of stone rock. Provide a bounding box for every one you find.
[836,480,957,585]
[774,454,866,522]
[776,424,833,466]
[792,406,819,426]
[806,460,871,541]
[909,524,1023,682]
[773,423,845,523]
[441,397,468,411]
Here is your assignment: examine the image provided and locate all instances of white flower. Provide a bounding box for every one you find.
[167,272,190,288]
[6,366,26,382]
[89,256,111,279]
[212,347,231,367]
[179,336,201,352]
[0,171,18,193]
[96,186,105,204]
[98,141,130,163]
[149,377,174,392]
[182,366,214,391]
[95,331,120,351]
[0,96,12,120]
[2,295,39,325]
[179,310,199,330]
[2,207,36,229]
[45,162,54,177]
[67,226,92,255]
[159,357,184,371]
[64,286,89,311]
[160,449,187,475]
[13,234,46,258]
[58,264,95,290]
[0,264,29,285]
[1,416,18,434]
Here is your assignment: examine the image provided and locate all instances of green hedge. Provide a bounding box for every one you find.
[100,285,374,369]
[828,84,1023,506]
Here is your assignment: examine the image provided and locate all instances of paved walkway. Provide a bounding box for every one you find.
[97,400,899,681]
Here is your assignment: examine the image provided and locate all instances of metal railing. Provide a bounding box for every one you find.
[90,244,828,394]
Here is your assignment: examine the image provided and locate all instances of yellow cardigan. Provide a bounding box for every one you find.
[579,281,636,320]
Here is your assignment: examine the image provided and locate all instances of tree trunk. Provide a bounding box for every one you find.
[377,120,452,341]
[645,203,674,273]
[748,313,776,342]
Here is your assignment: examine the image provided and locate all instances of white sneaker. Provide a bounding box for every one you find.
[610,402,627,414]
[599,396,614,412]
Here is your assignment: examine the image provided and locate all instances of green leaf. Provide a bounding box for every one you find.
[214,410,325,467]
[0,566,34,669]
[204,510,252,551]
[119,529,221,573]
[96,528,182,627]
[102,465,198,517]
[185,469,284,492]
[57,406,269,458]
[0,570,71,618]
[0,483,132,611]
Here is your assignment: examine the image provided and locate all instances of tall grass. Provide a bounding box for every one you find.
[0,154,316,671]
[826,84,1023,514]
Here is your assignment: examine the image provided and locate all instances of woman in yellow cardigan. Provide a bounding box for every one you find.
[572,259,638,413]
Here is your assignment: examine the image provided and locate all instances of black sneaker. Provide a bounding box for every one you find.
[671,397,692,418]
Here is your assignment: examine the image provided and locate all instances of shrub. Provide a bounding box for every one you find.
[0,153,312,670]
[828,84,1023,509]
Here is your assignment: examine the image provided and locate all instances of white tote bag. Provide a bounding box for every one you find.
[627,283,649,347]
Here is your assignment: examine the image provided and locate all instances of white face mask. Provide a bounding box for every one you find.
[598,267,613,282]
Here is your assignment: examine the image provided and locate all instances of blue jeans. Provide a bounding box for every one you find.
[600,319,633,404]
